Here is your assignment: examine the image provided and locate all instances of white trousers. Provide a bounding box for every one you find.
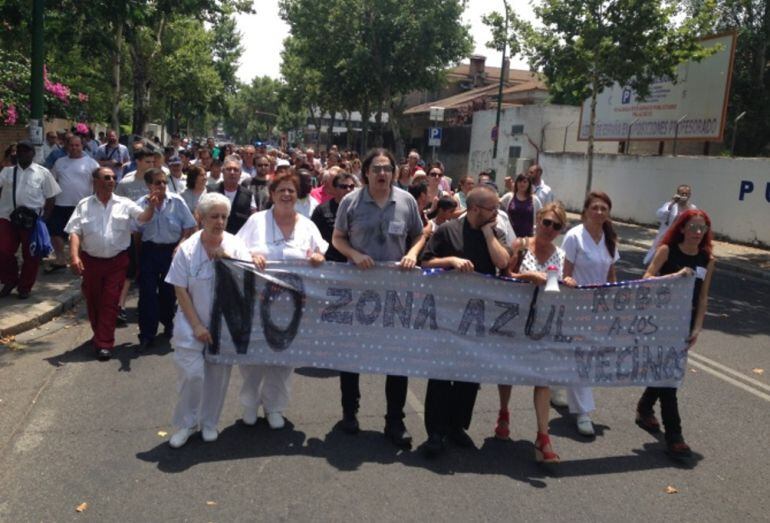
[567,386,595,415]
[239,365,293,414]
[172,347,232,431]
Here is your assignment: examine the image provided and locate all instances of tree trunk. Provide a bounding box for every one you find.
[110,19,123,132]
[345,111,353,150]
[361,99,370,155]
[388,97,405,159]
[131,57,149,136]
[326,109,335,149]
[374,104,383,147]
[586,75,598,196]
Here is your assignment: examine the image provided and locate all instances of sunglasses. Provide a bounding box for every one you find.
[370,165,394,174]
[335,183,356,190]
[686,223,709,233]
[428,171,442,177]
[541,218,563,231]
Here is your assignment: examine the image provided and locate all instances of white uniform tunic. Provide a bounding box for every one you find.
[235,209,328,415]
[165,231,251,430]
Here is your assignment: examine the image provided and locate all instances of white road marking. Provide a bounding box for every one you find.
[406,388,425,421]
[689,352,770,393]
[688,359,770,403]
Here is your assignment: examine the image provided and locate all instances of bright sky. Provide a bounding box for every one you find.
[235,0,535,83]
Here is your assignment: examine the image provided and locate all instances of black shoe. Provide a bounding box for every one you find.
[384,423,413,449]
[448,427,475,448]
[160,325,173,338]
[17,290,30,299]
[666,441,693,459]
[96,349,111,361]
[0,282,17,297]
[116,308,128,326]
[422,433,446,458]
[136,338,152,352]
[340,413,360,434]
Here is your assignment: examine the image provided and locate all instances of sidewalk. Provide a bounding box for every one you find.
[1,218,768,338]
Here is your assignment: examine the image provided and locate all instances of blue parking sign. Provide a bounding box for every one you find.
[429,127,442,147]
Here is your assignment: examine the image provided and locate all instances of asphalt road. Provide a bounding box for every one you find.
[1,247,768,522]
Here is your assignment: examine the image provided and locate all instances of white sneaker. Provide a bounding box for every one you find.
[201,426,218,443]
[242,406,258,426]
[550,387,568,408]
[576,414,595,436]
[169,427,195,448]
[266,412,285,430]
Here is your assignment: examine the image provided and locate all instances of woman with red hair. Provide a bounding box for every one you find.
[636,209,716,458]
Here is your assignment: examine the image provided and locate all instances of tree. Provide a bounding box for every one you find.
[224,77,284,144]
[687,0,770,156]
[280,0,472,153]
[487,0,715,193]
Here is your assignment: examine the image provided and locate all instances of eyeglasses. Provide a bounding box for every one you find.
[541,218,563,231]
[428,171,442,178]
[100,175,116,181]
[335,183,356,190]
[370,165,394,174]
[686,223,709,234]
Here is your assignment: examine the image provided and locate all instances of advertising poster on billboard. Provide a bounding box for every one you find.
[579,33,737,142]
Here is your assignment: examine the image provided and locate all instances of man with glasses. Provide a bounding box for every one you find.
[240,145,257,177]
[242,154,271,211]
[419,185,511,457]
[134,168,196,350]
[332,148,426,448]
[65,167,157,360]
[527,164,554,205]
[96,129,131,182]
[311,171,356,263]
[215,155,256,234]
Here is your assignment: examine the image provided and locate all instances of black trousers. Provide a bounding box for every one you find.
[339,371,407,425]
[424,379,479,437]
[638,387,683,443]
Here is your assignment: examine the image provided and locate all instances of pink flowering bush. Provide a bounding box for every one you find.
[1,50,89,126]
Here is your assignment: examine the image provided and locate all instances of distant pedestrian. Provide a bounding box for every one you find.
[95,129,130,182]
[527,164,554,205]
[500,173,543,238]
[643,184,696,265]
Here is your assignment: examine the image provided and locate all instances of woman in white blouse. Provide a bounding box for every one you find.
[496,202,568,463]
[236,172,328,430]
[555,191,620,437]
[165,192,253,448]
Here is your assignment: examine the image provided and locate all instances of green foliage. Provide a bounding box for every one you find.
[224,77,285,143]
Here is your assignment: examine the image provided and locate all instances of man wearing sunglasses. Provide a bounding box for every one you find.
[65,167,157,360]
[311,171,357,263]
[134,168,196,351]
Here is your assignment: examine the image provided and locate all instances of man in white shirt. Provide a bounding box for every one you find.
[41,131,61,162]
[49,135,100,271]
[240,145,257,177]
[527,164,554,205]
[0,141,61,299]
[65,167,156,360]
[95,129,131,182]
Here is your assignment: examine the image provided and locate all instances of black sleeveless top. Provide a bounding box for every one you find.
[659,243,710,324]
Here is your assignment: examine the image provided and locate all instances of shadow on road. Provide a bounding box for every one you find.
[136,418,699,485]
[43,338,172,371]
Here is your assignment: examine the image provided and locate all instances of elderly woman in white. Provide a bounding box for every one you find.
[236,171,328,429]
[164,192,253,448]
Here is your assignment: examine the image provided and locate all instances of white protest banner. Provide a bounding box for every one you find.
[205,260,695,388]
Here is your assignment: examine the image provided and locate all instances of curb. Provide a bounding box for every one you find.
[620,239,770,283]
[0,287,82,338]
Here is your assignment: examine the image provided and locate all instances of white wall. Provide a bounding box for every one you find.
[540,152,770,245]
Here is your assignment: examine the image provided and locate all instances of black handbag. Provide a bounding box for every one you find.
[9,166,39,230]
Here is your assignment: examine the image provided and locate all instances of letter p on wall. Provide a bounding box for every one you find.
[739,180,753,201]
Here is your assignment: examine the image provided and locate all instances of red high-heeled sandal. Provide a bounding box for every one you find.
[534,432,560,463]
[494,408,510,439]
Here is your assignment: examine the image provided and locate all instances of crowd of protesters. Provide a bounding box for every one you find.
[0,130,715,463]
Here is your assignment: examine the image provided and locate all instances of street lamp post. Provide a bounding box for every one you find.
[491,0,510,171]
[29,0,45,161]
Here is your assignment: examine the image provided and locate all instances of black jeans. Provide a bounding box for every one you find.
[424,379,479,437]
[638,387,683,443]
[339,371,407,426]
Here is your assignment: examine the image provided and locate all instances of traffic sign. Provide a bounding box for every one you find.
[428,127,442,147]
[429,106,445,122]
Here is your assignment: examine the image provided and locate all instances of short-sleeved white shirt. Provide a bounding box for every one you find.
[64,194,145,258]
[561,223,620,285]
[165,231,252,351]
[0,163,61,220]
[52,155,99,206]
[236,208,328,261]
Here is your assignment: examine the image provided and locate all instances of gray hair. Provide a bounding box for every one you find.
[196,192,231,217]
[223,154,242,168]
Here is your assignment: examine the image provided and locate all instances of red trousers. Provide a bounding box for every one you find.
[0,218,40,293]
[81,251,129,350]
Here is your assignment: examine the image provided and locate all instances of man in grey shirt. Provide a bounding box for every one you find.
[332,148,425,449]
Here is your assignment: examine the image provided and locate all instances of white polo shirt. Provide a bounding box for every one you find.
[0,163,61,220]
[64,193,146,258]
[52,155,99,206]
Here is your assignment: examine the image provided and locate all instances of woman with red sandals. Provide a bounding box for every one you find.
[496,202,569,463]
[636,209,715,458]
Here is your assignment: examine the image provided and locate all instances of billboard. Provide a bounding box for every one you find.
[578,33,737,142]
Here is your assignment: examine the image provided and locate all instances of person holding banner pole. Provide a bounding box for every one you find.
[236,172,328,430]
[636,209,715,458]
[332,148,426,449]
[419,186,511,458]
[164,193,253,448]
[496,202,569,463]
[556,191,619,437]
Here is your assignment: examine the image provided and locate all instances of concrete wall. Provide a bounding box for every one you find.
[540,152,770,245]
